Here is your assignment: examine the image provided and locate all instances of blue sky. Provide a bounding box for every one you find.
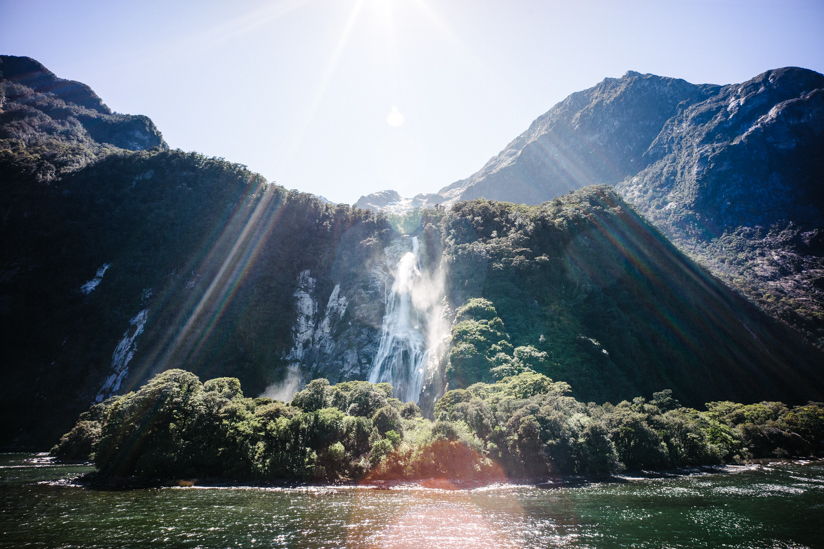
[2,0,823,203]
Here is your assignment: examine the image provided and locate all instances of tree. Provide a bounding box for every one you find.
[291,379,330,413]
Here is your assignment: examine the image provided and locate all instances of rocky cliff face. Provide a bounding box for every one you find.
[615,68,824,346]
[439,71,719,205]
[273,268,381,391]
[618,68,823,231]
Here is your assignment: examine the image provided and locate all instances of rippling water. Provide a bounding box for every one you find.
[1,453,822,548]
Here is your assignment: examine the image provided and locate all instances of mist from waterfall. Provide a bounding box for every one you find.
[368,236,446,404]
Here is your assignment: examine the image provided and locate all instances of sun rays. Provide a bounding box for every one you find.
[115,0,544,392]
[122,174,287,388]
[273,0,366,175]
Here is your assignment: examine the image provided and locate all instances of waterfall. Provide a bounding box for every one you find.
[368,236,442,404]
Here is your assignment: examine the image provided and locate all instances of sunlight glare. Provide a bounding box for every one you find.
[273,0,365,174]
[387,106,405,127]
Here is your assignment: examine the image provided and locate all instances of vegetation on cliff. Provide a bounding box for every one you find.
[434,190,824,407]
[411,65,824,351]
[0,56,166,183]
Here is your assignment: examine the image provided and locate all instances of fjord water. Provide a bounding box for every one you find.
[2,454,823,548]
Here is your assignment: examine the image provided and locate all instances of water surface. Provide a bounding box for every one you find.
[2,453,822,548]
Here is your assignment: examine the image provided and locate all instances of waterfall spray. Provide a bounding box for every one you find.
[368,236,444,403]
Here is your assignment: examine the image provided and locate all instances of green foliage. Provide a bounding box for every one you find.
[577,422,620,473]
[291,379,331,412]
[370,438,395,465]
[782,403,824,446]
[651,389,681,412]
[94,369,205,477]
[372,405,403,436]
[400,402,422,419]
[203,377,243,400]
[440,189,824,409]
[501,371,566,400]
[607,407,670,470]
[446,298,514,387]
[49,397,114,460]
[455,298,500,323]
[52,368,824,482]
[50,420,102,461]
[433,389,473,416]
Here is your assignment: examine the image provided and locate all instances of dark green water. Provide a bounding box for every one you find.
[2,453,822,548]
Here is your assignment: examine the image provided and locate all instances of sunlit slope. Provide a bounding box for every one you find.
[438,190,824,406]
[434,67,824,350]
[441,72,718,204]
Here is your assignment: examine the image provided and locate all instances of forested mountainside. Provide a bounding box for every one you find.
[0,143,392,448]
[0,55,166,181]
[359,68,824,350]
[52,369,824,482]
[434,193,823,408]
[2,56,822,450]
[0,56,393,448]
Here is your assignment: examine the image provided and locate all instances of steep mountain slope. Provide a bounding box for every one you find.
[616,68,824,347]
[0,145,396,448]
[2,57,822,450]
[439,71,719,204]
[356,71,718,210]
[0,57,393,448]
[362,68,824,348]
[436,190,824,408]
[0,56,166,182]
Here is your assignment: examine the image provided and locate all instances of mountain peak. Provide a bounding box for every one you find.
[0,55,111,114]
[355,189,403,212]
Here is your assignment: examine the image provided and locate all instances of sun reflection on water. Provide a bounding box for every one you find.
[346,480,525,549]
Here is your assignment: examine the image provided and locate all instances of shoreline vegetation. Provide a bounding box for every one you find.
[50,369,823,487]
[28,447,824,492]
[48,459,824,493]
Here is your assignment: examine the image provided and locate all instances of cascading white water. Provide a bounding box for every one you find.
[368,237,442,404]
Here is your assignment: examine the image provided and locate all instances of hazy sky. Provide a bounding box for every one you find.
[2,0,823,203]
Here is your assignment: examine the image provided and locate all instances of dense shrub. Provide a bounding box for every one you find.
[52,369,824,482]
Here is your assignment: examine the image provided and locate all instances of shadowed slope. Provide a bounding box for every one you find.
[440,187,824,406]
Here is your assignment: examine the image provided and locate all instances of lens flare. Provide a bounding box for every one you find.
[387,105,405,127]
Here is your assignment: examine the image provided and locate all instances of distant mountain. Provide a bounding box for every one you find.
[358,70,719,208]
[436,70,722,204]
[355,189,404,211]
[362,68,824,347]
[355,189,446,213]
[3,57,823,450]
